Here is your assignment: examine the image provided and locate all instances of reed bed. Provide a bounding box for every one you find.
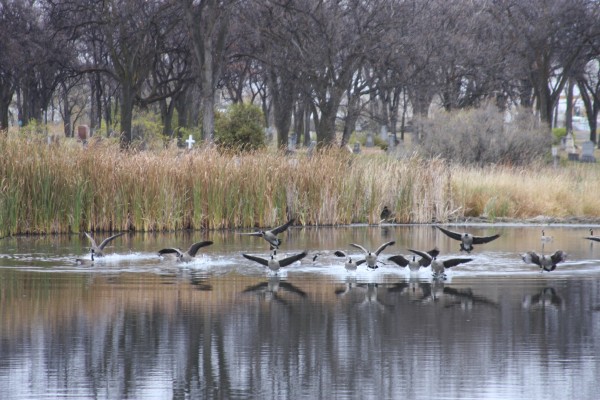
[1,132,599,236]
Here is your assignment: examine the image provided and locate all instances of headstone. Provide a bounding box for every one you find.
[287,133,297,152]
[387,134,396,152]
[185,134,196,149]
[365,132,374,147]
[565,133,578,161]
[380,124,388,140]
[77,125,89,142]
[580,141,596,163]
[353,142,361,154]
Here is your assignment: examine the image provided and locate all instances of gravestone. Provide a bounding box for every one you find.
[565,133,579,161]
[185,134,196,149]
[353,142,361,154]
[580,141,596,163]
[380,124,388,140]
[307,140,317,158]
[387,134,396,153]
[288,133,297,152]
[365,132,374,147]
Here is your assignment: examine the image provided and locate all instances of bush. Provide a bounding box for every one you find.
[214,103,265,152]
[417,104,552,166]
[552,127,567,145]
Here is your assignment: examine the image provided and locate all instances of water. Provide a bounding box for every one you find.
[1,224,600,399]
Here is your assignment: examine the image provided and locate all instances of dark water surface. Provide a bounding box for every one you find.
[1,224,600,399]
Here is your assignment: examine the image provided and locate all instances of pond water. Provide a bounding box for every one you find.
[1,224,600,400]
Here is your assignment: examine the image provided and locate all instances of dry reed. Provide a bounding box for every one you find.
[1,133,599,236]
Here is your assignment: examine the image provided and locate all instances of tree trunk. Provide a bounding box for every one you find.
[0,84,12,131]
[565,78,574,134]
[61,82,72,137]
[119,84,134,147]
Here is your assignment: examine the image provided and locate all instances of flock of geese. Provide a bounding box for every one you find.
[76,214,600,278]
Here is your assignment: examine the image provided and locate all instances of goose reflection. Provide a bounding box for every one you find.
[441,287,499,310]
[242,275,307,306]
[386,277,432,302]
[335,280,393,311]
[522,287,565,311]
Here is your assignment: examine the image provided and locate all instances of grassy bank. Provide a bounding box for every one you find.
[1,133,599,236]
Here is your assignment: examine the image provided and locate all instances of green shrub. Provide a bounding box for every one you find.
[552,127,567,145]
[214,103,265,151]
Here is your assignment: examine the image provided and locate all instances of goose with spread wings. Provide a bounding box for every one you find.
[388,248,439,271]
[334,251,366,271]
[239,218,295,249]
[435,226,500,253]
[242,250,307,272]
[409,248,472,278]
[158,240,214,262]
[84,232,127,257]
[347,241,396,270]
[521,250,567,272]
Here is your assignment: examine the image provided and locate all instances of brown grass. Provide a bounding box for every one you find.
[1,132,599,236]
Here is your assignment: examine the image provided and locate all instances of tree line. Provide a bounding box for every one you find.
[1,0,600,148]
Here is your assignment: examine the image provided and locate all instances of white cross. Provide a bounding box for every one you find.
[185,134,196,149]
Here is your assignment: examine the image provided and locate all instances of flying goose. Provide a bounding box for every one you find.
[387,248,440,271]
[585,228,600,242]
[239,218,295,249]
[242,250,307,272]
[435,226,500,253]
[75,249,95,266]
[84,232,126,257]
[158,240,214,262]
[409,248,473,278]
[334,250,366,271]
[521,250,567,272]
[348,241,396,270]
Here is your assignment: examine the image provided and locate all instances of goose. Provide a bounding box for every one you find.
[521,250,567,272]
[158,240,213,262]
[540,230,553,243]
[409,248,472,278]
[379,206,392,223]
[84,232,126,257]
[239,218,295,249]
[387,248,440,271]
[75,249,95,266]
[585,228,600,242]
[435,226,500,253]
[242,250,307,272]
[349,241,396,270]
[334,251,366,271]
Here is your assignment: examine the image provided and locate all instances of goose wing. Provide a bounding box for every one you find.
[97,232,126,250]
[442,258,473,269]
[522,251,541,266]
[84,232,98,248]
[242,253,269,266]
[350,243,369,254]
[374,240,395,255]
[355,259,367,266]
[408,248,433,262]
[435,226,463,241]
[243,282,270,293]
[278,251,308,267]
[278,282,307,297]
[238,231,263,237]
[471,233,501,245]
[158,248,184,257]
[388,255,410,267]
[550,250,567,264]
[334,250,347,257]
[270,218,295,235]
[187,240,214,256]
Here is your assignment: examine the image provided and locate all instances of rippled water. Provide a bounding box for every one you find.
[1,224,600,399]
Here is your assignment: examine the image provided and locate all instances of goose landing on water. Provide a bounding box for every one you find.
[334,251,366,272]
[521,250,567,272]
[585,228,600,242]
[238,219,295,249]
[84,232,126,257]
[158,241,213,262]
[387,248,439,272]
[242,250,308,272]
[435,226,500,253]
[75,249,95,266]
[408,248,472,279]
[348,241,396,270]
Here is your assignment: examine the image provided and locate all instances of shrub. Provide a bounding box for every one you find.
[552,127,567,145]
[417,104,552,166]
[214,103,265,151]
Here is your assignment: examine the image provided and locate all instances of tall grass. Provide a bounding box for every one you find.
[1,132,599,236]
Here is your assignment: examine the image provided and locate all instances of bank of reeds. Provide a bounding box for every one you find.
[1,132,599,236]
